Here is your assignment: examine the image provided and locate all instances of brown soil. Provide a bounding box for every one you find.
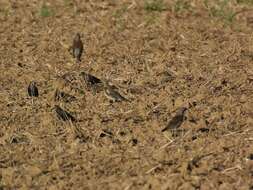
[0,1,253,189]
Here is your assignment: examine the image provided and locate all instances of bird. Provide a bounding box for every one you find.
[28,81,39,97]
[54,89,76,103]
[80,72,102,87]
[161,107,187,132]
[72,33,83,62]
[54,105,76,122]
[80,72,103,94]
[103,81,129,102]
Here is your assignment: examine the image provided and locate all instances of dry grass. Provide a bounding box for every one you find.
[0,0,253,189]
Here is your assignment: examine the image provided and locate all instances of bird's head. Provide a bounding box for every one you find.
[74,33,81,41]
[51,105,61,111]
[30,81,37,86]
[80,71,87,77]
[177,107,188,115]
[80,72,90,82]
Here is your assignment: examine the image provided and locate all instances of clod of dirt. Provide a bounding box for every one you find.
[75,132,90,143]
[188,117,197,124]
[197,128,210,133]
[189,101,197,108]
[158,70,175,84]
[128,86,144,94]
[187,153,213,173]
[119,131,126,136]
[132,115,145,124]
[9,134,29,144]
[17,62,25,67]
[99,129,113,138]
[131,138,138,146]
[248,154,253,160]
[100,116,114,123]
[191,135,197,141]
[112,139,121,144]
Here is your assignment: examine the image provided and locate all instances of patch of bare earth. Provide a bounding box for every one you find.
[0,0,253,189]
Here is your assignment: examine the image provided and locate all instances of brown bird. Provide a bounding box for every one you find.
[104,81,128,102]
[28,81,39,97]
[54,89,76,103]
[72,33,83,62]
[80,72,103,94]
[80,72,102,87]
[161,107,187,132]
[54,105,76,122]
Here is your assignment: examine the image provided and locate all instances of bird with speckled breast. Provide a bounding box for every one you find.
[103,81,129,102]
[28,81,39,97]
[72,33,83,63]
[54,105,76,122]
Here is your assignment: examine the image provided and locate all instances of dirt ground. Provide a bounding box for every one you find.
[0,0,253,189]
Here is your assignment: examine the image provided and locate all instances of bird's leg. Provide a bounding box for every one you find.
[75,58,81,64]
[172,130,178,137]
[91,87,96,96]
